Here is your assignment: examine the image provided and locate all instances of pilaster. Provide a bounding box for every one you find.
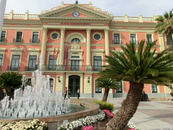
[86,28,91,65]
[41,27,48,65]
[104,28,110,56]
[158,34,165,51]
[59,28,66,65]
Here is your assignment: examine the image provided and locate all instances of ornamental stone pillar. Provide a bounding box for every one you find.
[41,27,48,65]
[59,28,66,65]
[86,28,91,66]
[104,28,109,56]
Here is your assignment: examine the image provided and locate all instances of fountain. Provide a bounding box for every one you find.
[0,55,100,130]
[0,55,70,118]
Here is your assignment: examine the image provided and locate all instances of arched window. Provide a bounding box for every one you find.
[71,38,80,43]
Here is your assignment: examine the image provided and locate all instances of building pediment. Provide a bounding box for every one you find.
[38,4,113,22]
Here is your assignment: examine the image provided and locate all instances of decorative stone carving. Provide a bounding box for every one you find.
[71,42,80,49]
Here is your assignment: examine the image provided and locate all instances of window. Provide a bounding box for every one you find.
[95,80,102,93]
[49,79,53,92]
[0,54,3,66]
[71,38,80,43]
[0,31,6,42]
[15,32,22,42]
[71,57,79,71]
[130,34,136,44]
[166,35,171,45]
[11,55,20,71]
[51,33,58,40]
[146,34,152,43]
[31,32,39,43]
[151,84,157,93]
[94,56,102,71]
[28,55,37,71]
[115,81,122,93]
[48,55,57,70]
[114,34,120,44]
[94,34,101,40]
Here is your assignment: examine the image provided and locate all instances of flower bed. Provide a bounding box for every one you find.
[0,119,47,130]
[58,110,139,130]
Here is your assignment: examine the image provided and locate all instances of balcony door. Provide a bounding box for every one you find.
[11,55,20,71]
[28,55,37,71]
[71,60,79,71]
[68,76,80,97]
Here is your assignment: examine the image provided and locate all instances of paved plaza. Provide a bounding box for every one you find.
[105,97,173,130]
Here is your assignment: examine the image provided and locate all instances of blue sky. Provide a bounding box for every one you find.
[4,0,173,17]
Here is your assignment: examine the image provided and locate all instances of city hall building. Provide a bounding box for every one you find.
[0,1,171,98]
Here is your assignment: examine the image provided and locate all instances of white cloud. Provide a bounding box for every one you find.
[5,0,173,16]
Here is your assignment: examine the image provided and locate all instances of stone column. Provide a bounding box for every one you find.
[86,28,91,65]
[41,27,48,65]
[59,28,65,65]
[104,28,110,56]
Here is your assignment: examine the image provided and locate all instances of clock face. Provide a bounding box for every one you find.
[72,11,80,17]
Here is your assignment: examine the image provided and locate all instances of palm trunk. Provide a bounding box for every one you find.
[102,88,110,102]
[106,82,144,130]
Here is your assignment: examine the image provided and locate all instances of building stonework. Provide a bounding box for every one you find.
[0,2,171,98]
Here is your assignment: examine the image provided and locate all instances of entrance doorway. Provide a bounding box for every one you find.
[68,75,80,97]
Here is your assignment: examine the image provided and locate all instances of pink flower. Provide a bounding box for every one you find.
[128,129,135,130]
[82,126,93,130]
[103,110,114,117]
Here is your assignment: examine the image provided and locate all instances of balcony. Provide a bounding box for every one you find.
[23,65,103,71]
[13,38,23,43]
[0,38,6,42]
[3,65,104,72]
[30,38,39,43]
[25,65,38,71]
[112,40,120,44]
[7,66,20,71]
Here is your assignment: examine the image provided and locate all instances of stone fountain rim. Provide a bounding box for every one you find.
[0,99,99,123]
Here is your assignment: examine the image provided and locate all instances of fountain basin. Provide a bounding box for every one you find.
[0,99,99,130]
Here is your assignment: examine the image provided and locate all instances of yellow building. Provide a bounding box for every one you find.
[0,1,171,98]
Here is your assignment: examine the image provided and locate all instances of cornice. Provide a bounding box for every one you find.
[91,49,105,53]
[0,48,6,52]
[10,48,23,52]
[39,4,112,19]
[27,48,40,52]
[3,19,42,25]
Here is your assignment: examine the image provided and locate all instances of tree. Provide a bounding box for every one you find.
[96,77,119,102]
[0,71,22,99]
[99,40,173,130]
[155,9,173,46]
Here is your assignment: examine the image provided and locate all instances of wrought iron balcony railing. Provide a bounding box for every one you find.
[25,65,38,71]
[41,65,103,71]
[112,40,121,44]
[7,66,20,71]
[3,65,103,72]
[0,38,6,42]
[30,38,39,43]
[13,38,23,43]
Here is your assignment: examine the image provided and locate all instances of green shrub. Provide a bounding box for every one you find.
[93,100,114,111]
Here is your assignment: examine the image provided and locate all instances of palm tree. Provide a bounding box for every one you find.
[0,71,22,99]
[99,40,173,130]
[96,77,119,102]
[155,9,173,46]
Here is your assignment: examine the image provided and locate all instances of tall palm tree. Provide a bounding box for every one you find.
[99,40,173,130]
[155,9,173,46]
[96,77,119,102]
[0,71,22,99]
